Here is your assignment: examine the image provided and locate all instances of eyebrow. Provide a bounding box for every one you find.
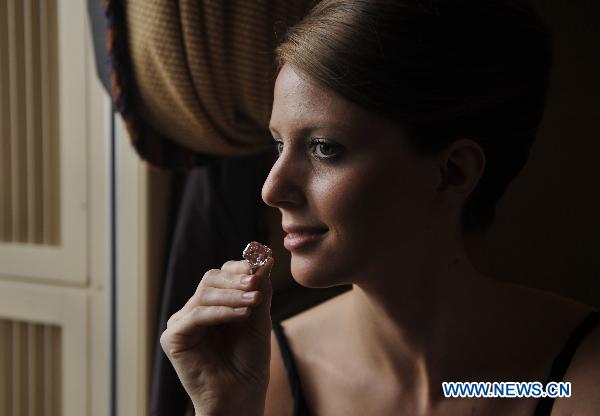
[268,123,354,138]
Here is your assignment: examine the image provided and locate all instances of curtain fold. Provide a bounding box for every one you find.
[105,0,315,168]
[150,153,274,415]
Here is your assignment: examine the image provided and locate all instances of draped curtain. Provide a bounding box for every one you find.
[105,0,316,168]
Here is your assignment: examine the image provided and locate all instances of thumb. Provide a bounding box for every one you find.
[246,256,274,332]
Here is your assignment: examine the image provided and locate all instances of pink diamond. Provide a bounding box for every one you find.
[242,241,272,272]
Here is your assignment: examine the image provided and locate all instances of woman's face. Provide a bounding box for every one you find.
[262,64,443,288]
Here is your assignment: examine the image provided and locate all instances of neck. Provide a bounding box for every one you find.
[345,231,500,411]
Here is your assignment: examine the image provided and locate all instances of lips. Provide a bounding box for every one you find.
[282,224,328,235]
[282,223,328,251]
[285,231,324,238]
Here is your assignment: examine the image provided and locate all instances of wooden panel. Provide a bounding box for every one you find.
[0,319,61,416]
[0,0,87,285]
[0,281,86,416]
[0,0,59,246]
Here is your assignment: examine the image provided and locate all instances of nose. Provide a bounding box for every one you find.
[261,153,306,208]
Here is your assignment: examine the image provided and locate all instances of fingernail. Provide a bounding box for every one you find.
[242,291,256,300]
[241,275,253,286]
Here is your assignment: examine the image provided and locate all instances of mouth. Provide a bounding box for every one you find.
[283,228,328,251]
[285,229,328,238]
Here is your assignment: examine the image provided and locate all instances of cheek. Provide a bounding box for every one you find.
[312,166,373,223]
[316,162,433,244]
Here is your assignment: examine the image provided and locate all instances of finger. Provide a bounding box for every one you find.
[201,269,258,291]
[254,256,274,285]
[221,260,252,275]
[166,309,185,328]
[194,286,263,308]
[166,303,198,327]
[245,257,274,325]
[170,305,251,337]
[172,273,259,326]
[161,305,251,354]
[178,287,262,318]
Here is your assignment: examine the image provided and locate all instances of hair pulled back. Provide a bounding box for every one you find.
[276,0,553,233]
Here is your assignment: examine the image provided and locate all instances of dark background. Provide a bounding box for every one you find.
[479,0,600,307]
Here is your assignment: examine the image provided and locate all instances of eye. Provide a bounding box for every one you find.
[271,138,342,161]
[272,140,284,157]
[311,138,341,160]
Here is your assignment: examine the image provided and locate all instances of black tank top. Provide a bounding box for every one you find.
[272,311,600,416]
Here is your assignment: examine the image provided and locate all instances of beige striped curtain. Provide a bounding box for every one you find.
[106,0,316,168]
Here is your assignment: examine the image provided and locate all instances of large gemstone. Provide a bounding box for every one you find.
[242,241,272,272]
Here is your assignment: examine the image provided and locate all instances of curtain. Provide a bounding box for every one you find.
[104,0,316,168]
[150,154,273,415]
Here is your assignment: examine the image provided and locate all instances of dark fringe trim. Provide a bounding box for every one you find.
[103,0,214,170]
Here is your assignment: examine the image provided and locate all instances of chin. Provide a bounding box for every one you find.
[290,255,350,289]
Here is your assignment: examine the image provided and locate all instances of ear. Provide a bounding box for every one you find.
[435,139,486,199]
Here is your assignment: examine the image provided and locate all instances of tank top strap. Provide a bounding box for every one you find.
[533,310,600,416]
[272,321,312,416]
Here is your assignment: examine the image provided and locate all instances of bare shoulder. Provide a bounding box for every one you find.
[492,284,599,415]
[551,310,600,415]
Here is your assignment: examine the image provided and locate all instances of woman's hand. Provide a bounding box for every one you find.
[160,257,274,416]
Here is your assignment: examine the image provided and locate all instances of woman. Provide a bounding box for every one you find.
[160,1,600,415]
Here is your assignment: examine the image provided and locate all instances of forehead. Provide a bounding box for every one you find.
[270,65,373,136]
